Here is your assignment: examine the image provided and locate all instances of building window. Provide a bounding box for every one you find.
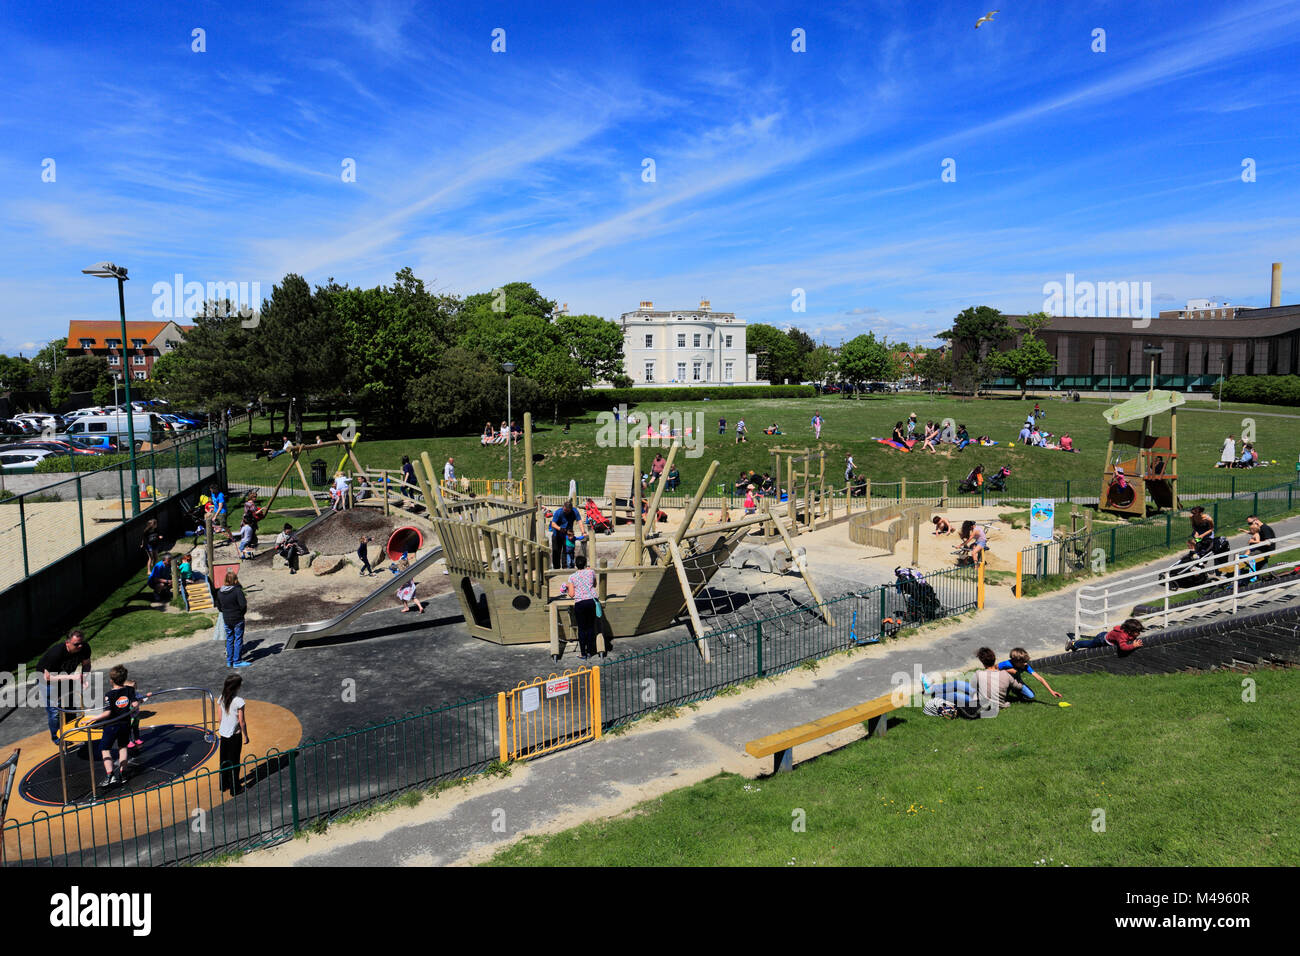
[706,362,713,380]
[706,335,711,347]
[132,354,146,366]
[133,371,147,381]
[692,362,702,381]
[108,354,120,366]
[693,334,701,348]
[644,333,653,349]
[677,333,686,349]
[725,361,734,381]
[131,338,146,349]
[644,361,655,382]
[165,340,179,350]
[106,339,120,349]
[724,335,733,348]
[676,363,686,381]
[79,338,95,349]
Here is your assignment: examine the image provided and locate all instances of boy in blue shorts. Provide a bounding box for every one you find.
[998,647,1062,701]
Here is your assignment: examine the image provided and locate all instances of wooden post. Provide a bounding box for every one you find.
[633,442,643,565]
[644,442,679,528]
[668,540,710,663]
[770,512,832,626]
[294,455,320,515]
[901,476,908,501]
[524,412,535,510]
[865,479,871,508]
[204,512,215,580]
[911,510,921,567]
[672,460,719,547]
[802,447,810,530]
[942,477,948,504]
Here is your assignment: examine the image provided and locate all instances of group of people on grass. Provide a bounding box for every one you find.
[1217,434,1265,468]
[481,421,523,446]
[921,646,1063,717]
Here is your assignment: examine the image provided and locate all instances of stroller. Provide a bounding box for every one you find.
[584,498,613,534]
[894,567,944,621]
[958,464,985,494]
[1160,537,1231,589]
[986,466,1011,492]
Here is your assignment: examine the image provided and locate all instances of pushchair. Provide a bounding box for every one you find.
[1160,537,1231,589]
[894,567,943,621]
[986,466,1011,492]
[958,465,985,494]
[585,498,613,534]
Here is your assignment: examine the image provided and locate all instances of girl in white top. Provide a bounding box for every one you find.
[218,674,249,795]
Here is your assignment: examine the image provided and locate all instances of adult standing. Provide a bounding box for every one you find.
[444,456,456,485]
[217,569,250,668]
[562,555,601,661]
[401,455,417,500]
[140,518,162,572]
[550,501,577,570]
[1219,435,1236,468]
[217,675,250,795]
[38,630,91,744]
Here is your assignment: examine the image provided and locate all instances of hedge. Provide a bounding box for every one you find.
[591,385,817,405]
[1215,375,1300,407]
[33,452,134,473]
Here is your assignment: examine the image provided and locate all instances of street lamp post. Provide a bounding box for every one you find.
[1143,345,1164,399]
[502,362,516,482]
[82,262,140,516]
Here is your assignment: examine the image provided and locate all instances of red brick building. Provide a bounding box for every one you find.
[65,320,193,381]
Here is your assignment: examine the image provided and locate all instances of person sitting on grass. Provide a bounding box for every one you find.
[764,423,782,435]
[1067,617,1144,652]
[1018,422,1032,445]
[932,515,953,535]
[481,421,496,445]
[922,422,939,452]
[1059,433,1074,452]
[955,424,971,450]
[921,647,1025,714]
[891,420,906,443]
[998,647,1063,701]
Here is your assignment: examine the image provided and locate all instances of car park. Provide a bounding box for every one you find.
[0,448,54,471]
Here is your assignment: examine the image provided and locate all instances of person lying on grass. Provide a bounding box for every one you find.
[998,647,1063,701]
[1066,617,1144,652]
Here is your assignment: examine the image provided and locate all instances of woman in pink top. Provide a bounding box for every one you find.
[563,555,601,660]
[1060,433,1074,452]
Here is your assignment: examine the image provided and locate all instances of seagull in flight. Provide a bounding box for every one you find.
[975,10,999,28]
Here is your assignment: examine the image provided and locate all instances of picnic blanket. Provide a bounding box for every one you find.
[873,438,917,452]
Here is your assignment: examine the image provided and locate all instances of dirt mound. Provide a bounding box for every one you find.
[297,510,417,556]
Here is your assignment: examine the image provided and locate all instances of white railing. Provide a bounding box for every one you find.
[1074,529,1300,638]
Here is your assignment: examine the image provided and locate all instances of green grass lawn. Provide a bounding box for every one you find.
[488,668,1300,866]
[224,395,1300,501]
[28,569,214,666]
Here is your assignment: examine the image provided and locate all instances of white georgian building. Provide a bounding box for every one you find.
[619,300,762,385]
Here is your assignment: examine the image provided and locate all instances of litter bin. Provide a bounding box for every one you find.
[310,459,328,486]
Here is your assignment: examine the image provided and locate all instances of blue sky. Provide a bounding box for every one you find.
[2,0,1299,357]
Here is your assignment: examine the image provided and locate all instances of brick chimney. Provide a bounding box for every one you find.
[699,299,711,312]
[639,300,654,310]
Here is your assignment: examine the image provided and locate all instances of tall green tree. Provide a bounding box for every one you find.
[988,312,1055,396]
[837,333,897,393]
[938,306,1011,382]
[255,275,344,441]
[150,300,259,416]
[914,349,954,391]
[0,354,32,390]
[803,345,836,384]
[52,355,110,408]
[29,338,66,395]
[555,313,625,383]
[747,324,800,384]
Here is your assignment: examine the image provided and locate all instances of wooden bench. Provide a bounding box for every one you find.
[744,692,898,774]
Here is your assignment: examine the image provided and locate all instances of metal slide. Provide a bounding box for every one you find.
[284,544,446,649]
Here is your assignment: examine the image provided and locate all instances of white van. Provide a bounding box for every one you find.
[62,412,171,448]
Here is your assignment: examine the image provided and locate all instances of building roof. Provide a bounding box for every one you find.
[66,321,180,349]
[1003,305,1300,339]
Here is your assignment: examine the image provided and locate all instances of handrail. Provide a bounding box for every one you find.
[1074,529,1300,637]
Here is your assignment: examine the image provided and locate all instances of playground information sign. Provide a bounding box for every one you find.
[521,687,541,713]
[1030,500,1055,543]
[545,677,570,699]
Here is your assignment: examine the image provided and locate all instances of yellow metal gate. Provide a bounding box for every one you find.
[498,668,602,762]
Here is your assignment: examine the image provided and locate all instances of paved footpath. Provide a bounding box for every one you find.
[237,512,1300,867]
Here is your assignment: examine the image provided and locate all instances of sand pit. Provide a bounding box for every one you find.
[296,509,418,555]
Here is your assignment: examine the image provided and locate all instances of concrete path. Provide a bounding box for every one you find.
[236,514,1300,867]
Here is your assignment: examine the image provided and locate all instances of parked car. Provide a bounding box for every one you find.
[0,440,100,456]
[0,448,54,471]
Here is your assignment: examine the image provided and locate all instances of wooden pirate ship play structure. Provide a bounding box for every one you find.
[424,417,833,661]
[1099,390,1183,516]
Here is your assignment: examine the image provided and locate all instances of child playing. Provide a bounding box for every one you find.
[396,578,424,614]
[743,483,757,515]
[89,665,153,786]
[997,647,1063,701]
[178,555,192,585]
[1067,618,1144,652]
[564,530,577,568]
[357,536,375,577]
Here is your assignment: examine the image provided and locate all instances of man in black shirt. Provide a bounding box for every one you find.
[38,630,92,743]
[1247,515,1276,568]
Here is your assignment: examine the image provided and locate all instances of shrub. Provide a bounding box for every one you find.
[591,385,816,405]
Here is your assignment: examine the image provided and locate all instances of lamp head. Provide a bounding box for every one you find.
[82,262,128,280]
[502,362,517,374]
